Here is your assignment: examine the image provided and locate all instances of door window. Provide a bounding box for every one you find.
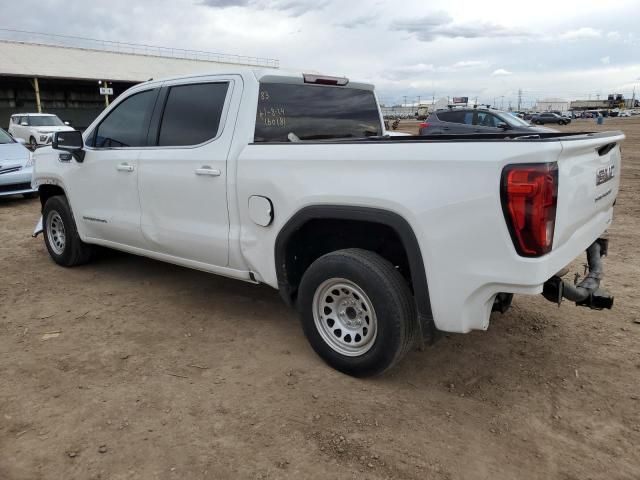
[157,82,229,147]
[436,111,473,124]
[89,89,158,148]
[475,112,501,127]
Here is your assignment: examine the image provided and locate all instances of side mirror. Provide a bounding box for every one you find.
[20,121,28,126]
[497,122,509,130]
[64,121,70,126]
[53,130,85,162]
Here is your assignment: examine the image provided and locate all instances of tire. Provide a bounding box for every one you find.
[297,248,416,377]
[29,136,37,150]
[22,192,38,199]
[42,195,94,267]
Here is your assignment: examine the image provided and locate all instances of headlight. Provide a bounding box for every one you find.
[39,135,49,142]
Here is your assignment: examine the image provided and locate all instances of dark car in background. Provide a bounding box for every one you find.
[419,108,556,135]
[530,112,571,125]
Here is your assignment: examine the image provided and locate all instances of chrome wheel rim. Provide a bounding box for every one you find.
[312,278,377,357]
[46,211,66,255]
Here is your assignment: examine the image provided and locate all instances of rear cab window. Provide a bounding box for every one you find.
[254,82,382,142]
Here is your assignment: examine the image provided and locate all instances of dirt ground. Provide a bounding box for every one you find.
[1,117,639,480]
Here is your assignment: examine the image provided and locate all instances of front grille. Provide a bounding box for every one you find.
[0,182,31,193]
[0,167,22,175]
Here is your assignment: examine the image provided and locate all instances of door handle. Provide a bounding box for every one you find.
[195,166,221,177]
[117,163,134,172]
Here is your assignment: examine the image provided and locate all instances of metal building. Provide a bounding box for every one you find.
[0,29,279,129]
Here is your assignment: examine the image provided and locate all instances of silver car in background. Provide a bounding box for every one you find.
[0,128,37,198]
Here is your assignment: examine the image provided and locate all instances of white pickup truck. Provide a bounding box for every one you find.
[32,69,623,376]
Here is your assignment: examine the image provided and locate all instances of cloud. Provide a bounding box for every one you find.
[560,27,602,40]
[492,68,512,76]
[337,14,377,29]
[390,12,529,42]
[199,0,328,16]
[384,60,488,80]
[601,56,610,65]
[451,60,488,68]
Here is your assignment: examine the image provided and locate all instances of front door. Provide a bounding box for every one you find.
[473,111,503,133]
[64,87,160,248]
[137,77,239,267]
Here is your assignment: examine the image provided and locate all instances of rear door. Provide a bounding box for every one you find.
[13,116,27,141]
[137,76,240,267]
[434,110,474,133]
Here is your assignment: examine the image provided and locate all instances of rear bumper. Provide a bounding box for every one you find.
[426,205,614,334]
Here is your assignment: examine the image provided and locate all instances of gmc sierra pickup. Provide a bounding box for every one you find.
[31,69,623,376]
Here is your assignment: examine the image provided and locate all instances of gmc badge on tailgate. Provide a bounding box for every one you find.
[596,164,615,186]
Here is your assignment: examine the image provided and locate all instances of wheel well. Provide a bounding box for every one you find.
[38,185,66,210]
[282,218,411,295]
[275,206,434,340]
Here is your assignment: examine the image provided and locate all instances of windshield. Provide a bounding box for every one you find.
[254,83,382,142]
[29,115,65,127]
[0,128,15,144]
[498,113,532,127]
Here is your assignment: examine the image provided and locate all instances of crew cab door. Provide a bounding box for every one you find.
[136,76,240,267]
[65,87,159,247]
[433,110,475,134]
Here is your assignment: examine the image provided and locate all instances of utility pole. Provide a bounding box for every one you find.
[500,95,505,110]
[417,95,421,106]
[31,77,42,113]
[517,88,522,111]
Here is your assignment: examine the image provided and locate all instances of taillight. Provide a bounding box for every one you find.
[500,163,558,257]
[419,122,430,129]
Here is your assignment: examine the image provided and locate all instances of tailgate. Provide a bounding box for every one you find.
[553,131,624,249]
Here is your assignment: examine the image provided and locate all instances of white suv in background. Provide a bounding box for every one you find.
[8,113,74,149]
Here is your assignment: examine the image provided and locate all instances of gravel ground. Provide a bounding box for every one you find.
[1,117,639,479]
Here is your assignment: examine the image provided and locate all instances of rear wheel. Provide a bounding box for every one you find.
[297,249,416,377]
[43,195,94,267]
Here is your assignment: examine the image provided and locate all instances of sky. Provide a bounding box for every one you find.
[2,0,640,107]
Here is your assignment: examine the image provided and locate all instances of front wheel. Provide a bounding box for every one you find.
[42,195,94,267]
[297,249,416,377]
[29,136,38,150]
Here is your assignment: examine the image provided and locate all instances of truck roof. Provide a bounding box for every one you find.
[137,68,376,92]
